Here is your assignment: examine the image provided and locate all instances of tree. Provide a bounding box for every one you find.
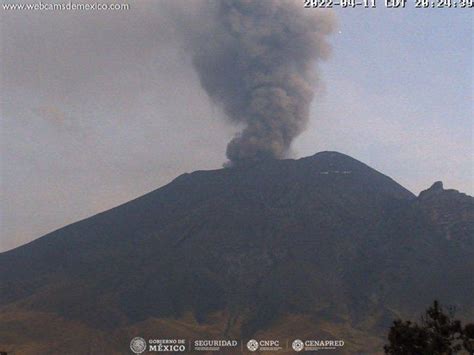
[384,300,474,354]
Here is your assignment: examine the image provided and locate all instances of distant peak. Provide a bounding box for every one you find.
[430,181,444,191]
[419,181,444,199]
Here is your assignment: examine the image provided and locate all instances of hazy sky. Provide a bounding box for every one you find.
[1,1,472,252]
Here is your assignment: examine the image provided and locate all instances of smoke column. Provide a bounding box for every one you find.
[189,0,335,165]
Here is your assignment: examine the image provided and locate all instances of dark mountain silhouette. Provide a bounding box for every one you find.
[1,151,472,354]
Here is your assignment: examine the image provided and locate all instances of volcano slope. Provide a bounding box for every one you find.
[1,151,473,354]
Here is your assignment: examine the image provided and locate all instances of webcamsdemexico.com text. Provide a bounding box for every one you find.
[2,1,130,11]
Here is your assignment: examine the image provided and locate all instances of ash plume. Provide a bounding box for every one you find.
[189,0,336,165]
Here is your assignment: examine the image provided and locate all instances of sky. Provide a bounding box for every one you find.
[1,1,472,252]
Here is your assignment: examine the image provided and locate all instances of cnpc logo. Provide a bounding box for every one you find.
[246,339,281,351]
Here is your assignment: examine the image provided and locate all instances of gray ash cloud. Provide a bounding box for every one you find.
[188,0,335,164]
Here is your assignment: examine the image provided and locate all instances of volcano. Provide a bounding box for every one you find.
[1,151,473,354]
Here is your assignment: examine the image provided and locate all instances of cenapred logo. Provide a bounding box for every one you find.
[246,339,259,352]
[292,339,304,352]
[293,339,345,352]
[130,337,147,354]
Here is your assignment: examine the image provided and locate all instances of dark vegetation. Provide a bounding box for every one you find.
[385,301,474,354]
